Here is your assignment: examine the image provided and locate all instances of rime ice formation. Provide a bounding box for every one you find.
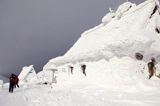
[36,0,160,88]
[39,0,160,85]
[44,0,160,69]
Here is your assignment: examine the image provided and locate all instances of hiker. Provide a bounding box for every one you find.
[14,76,19,88]
[81,64,87,76]
[11,74,19,88]
[9,74,15,93]
[147,58,156,79]
[9,73,19,93]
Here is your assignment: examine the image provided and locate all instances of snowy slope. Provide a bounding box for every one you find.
[44,0,160,67]
[1,83,160,106]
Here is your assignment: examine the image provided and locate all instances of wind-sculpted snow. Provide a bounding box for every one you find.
[43,0,160,67]
[38,0,160,90]
[1,83,160,106]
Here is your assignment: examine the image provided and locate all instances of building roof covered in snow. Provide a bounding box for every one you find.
[18,65,37,82]
[43,0,160,69]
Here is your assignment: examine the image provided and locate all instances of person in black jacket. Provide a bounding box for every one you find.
[9,74,15,93]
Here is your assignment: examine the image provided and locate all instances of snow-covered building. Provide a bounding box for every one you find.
[44,0,160,67]
[40,0,160,85]
[18,65,37,84]
[2,1,160,106]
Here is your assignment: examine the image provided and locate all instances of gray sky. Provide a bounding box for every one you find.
[0,0,144,76]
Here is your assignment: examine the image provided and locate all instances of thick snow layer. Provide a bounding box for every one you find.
[18,65,38,84]
[39,0,160,92]
[44,57,160,91]
[1,57,160,106]
[44,0,160,67]
[2,58,160,106]
[39,0,160,95]
[1,78,160,106]
[37,71,54,84]
[2,56,159,106]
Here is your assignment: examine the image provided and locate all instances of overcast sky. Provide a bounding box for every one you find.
[0,0,144,76]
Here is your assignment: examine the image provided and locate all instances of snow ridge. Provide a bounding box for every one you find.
[44,0,160,68]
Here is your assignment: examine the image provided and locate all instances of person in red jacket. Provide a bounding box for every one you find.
[9,73,19,93]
